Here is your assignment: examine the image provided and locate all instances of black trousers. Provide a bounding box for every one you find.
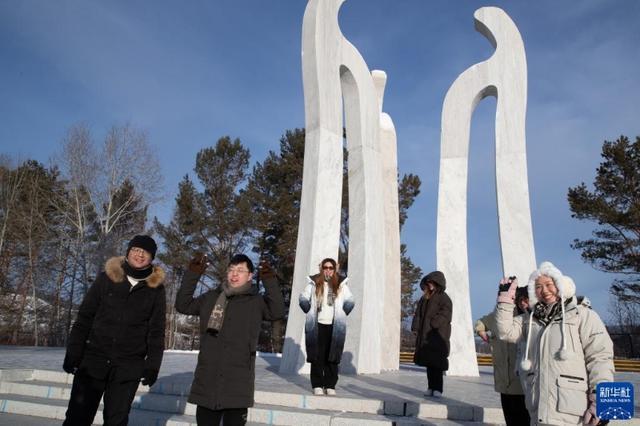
[196,405,248,426]
[310,323,339,389]
[426,367,443,392]
[500,393,530,426]
[63,367,139,426]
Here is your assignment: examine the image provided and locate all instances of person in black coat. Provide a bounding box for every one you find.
[175,253,285,426]
[63,235,166,426]
[411,270,452,398]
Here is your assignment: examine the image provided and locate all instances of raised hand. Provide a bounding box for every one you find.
[496,276,518,304]
[258,259,276,280]
[188,252,209,275]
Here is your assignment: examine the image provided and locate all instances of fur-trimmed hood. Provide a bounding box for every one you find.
[520,261,576,371]
[526,261,576,305]
[105,256,165,288]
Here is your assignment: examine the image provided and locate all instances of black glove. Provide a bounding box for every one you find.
[188,253,208,275]
[258,260,276,280]
[140,368,158,387]
[63,353,80,375]
[497,276,518,304]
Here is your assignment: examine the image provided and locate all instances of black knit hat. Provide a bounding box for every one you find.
[127,235,157,260]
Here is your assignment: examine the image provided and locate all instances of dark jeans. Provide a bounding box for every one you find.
[310,323,339,389]
[196,405,248,426]
[63,367,139,426]
[426,366,443,392]
[500,393,530,426]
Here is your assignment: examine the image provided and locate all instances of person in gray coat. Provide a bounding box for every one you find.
[475,286,530,425]
[175,253,284,426]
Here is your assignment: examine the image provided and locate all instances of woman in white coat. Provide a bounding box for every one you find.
[299,258,354,396]
[495,262,614,425]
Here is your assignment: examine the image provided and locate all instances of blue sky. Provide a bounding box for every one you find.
[1,1,639,322]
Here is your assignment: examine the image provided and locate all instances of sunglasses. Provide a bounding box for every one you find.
[322,266,335,270]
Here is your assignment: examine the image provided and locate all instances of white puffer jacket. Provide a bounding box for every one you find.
[495,262,614,425]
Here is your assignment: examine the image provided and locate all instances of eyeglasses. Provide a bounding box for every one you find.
[227,267,250,275]
[130,248,150,256]
[322,266,335,270]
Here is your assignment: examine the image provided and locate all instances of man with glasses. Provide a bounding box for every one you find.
[63,235,166,425]
[175,253,284,426]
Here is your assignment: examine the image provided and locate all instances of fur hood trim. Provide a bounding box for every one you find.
[520,261,576,371]
[526,261,576,305]
[105,256,165,288]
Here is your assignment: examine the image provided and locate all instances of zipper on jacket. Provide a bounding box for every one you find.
[559,374,584,381]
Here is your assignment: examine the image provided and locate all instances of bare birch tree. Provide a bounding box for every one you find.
[54,123,164,340]
[0,156,28,273]
[56,122,163,267]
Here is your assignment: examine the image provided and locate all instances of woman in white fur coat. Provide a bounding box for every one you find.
[495,262,614,426]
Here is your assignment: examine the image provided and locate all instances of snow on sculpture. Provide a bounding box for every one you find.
[280,0,400,374]
[437,7,537,376]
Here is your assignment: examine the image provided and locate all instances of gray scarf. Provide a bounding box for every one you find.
[207,281,253,333]
[533,301,562,326]
[325,280,335,306]
[316,280,335,312]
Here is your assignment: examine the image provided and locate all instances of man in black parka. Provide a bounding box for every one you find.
[176,253,284,426]
[63,235,166,425]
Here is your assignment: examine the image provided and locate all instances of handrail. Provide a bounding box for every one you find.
[398,352,640,372]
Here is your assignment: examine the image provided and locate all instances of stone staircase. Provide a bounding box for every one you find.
[0,369,503,425]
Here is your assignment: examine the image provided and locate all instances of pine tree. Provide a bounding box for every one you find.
[568,135,640,308]
[155,136,255,350]
[398,174,422,327]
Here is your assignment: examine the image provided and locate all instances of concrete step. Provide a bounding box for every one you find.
[0,392,491,425]
[0,392,263,425]
[0,412,61,426]
[0,375,505,423]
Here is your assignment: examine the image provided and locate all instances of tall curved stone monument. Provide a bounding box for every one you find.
[375,70,402,372]
[280,0,400,375]
[437,7,537,376]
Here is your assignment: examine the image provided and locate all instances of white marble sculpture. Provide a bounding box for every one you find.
[375,70,402,371]
[437,7,537,376]
[280,0,400,375]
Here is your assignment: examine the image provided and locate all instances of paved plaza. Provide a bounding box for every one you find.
[0,345,638,424]
[0,345,507,407]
